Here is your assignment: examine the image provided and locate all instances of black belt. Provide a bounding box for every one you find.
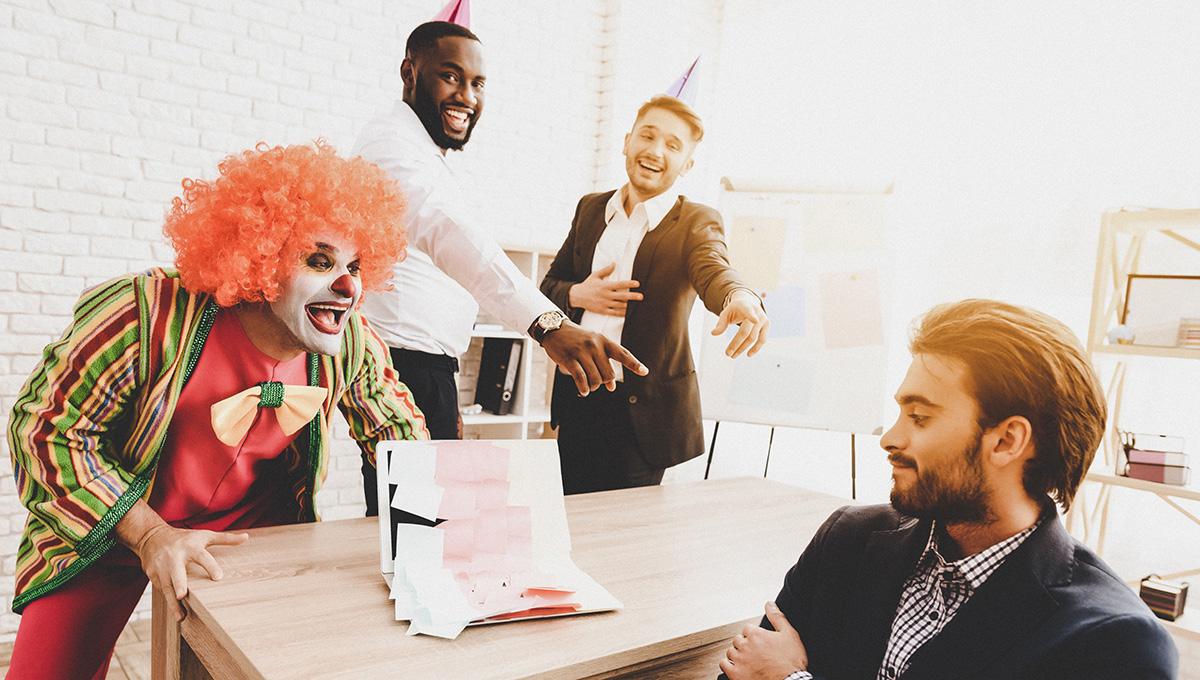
[391,348,460,373]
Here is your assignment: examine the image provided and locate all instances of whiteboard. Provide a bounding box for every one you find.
[698,181,893,434]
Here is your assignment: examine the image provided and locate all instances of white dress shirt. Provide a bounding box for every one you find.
[353,101,556,357]
[579,186,676,380]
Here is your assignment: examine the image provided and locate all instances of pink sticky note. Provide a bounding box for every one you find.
[473,446,509,480]
[437,483,477,519]
[474,510,508,554]
[475,480,509,510]
[468,553,510,577]
[435,449,477,483]
[441,519,475,559]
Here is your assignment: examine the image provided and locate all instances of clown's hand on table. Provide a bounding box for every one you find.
[114,500,249,623]
[210,381,328,446]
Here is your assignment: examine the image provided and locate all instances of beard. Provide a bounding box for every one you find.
[890,427,993,524]
[411,75,476,151]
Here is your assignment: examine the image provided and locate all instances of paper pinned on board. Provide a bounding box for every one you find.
[801,196,886,253]
[381,440,621,639]
[761,284,805,339]
[727,216,787,292]
[729,350,816,415]
[820,269,884,349]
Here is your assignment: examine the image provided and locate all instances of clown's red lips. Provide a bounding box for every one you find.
[305,302,350,334]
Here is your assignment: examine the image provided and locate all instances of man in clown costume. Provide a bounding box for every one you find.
[5,141,427,679]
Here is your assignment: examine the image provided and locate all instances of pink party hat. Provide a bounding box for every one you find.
[665,55,700,106]
[433,0,470,27]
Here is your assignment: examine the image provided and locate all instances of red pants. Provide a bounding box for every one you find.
[7,548,147,680]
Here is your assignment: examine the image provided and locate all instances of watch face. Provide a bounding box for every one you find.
[540,311,563,331]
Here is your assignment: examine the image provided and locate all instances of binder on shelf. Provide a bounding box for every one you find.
[475,337,522,416]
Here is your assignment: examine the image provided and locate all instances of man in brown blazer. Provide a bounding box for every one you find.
[540,95,769,494]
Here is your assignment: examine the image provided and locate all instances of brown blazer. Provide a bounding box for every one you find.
[540,190,750,468]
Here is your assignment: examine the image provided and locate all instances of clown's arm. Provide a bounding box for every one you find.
[337,313,430,469]
[7,276,145,554]
[354,135,647,396]
[8,275,249,620]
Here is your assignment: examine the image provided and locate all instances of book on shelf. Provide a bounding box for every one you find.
[1121,431,1184,454]
[1139,575,1189,622]
[1125,462,1191,486]
[1178,318,1200,348]
[1127,449,1189,467]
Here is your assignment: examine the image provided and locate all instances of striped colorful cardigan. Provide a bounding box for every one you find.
[7,269,428,612]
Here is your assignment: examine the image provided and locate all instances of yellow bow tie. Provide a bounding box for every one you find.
[210,381,328,447]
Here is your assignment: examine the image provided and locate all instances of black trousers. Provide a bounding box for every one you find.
[556,383,665,495]
[363,348,460,516]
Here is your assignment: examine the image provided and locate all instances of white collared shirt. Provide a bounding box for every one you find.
[353,101,556,357]
[579,185,676,380]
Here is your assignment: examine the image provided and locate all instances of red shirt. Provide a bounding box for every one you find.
[150,308,308,530]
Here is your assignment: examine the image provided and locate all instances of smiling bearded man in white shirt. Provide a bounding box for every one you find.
[353,21,646,515]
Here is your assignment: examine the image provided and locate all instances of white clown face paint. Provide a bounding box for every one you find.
[270,232,362,356]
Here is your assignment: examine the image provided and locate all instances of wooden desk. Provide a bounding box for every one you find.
[152,477,848,680]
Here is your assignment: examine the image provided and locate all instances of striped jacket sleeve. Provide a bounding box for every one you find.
[337,313,429,467]
[7,275,142,548]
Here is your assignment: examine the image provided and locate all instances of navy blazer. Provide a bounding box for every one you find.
[724,504,1177,680]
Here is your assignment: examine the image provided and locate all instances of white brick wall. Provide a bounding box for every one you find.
[0,0,725,640]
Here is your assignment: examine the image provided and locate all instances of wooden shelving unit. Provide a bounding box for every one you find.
[1066,207,1200,639]
[458,247,558,441]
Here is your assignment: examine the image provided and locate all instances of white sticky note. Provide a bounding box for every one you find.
[393,524,444,571]
[391,571,418,617]
[392,481,445,521]
[388,442,439,485]
[402,563,477,638]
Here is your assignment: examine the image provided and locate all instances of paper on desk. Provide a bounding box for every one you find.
[382,440,621,639]
[390,525,444,604]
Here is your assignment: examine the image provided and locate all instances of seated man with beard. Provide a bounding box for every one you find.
[718,299,1177,680]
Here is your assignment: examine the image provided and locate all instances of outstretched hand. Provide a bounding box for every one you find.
[719,601,809,679]
[712,290,769,358]
[541,320,647,396]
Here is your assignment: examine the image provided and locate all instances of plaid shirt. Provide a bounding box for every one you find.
[875,519,1040,679]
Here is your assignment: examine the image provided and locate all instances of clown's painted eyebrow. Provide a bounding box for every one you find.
[313,242,337,253]
[895,394,942,410]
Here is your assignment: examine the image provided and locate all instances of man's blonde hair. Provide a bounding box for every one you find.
[634,95,704,142]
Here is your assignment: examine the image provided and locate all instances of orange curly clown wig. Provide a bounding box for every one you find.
[164,140,406,307]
